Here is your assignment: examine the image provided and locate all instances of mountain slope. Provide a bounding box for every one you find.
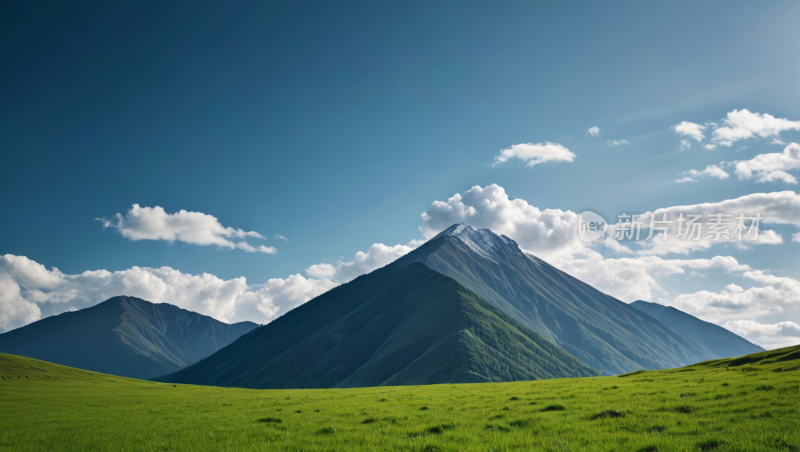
[156,263,601,388]
[630,300,764,359]
[392,224,715,374]
[0,296,257,379]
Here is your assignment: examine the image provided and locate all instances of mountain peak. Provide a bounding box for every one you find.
[431,223,516,262]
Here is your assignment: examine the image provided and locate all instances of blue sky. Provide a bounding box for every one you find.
[2,1,800,347]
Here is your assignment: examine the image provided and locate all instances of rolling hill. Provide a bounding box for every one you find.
[156,262,601,388]
[630,300,764,359]
[0,296,257,379]
[2,344,799,451]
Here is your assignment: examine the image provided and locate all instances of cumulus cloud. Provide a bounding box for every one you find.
[704,144,718,151]
[771,138,786,145]
[0,254,336,333]
[600,191,795,257]
[419,184,584,260]
[672,268,800,324]
[674,121,706,141]
[586,126,600,137]
[734,142,800,185]
[274,235,289,241]
[97,204,276,253]
[712,109,800,147]
[793,232,800,243]
[722,320,800,350]
[607,140,629,147]
[681,164,729,181]
[418,184,800,319]
[677,177,696,183]
[679,140,692,152]
[306,242,416,283]
[492,142,576,167]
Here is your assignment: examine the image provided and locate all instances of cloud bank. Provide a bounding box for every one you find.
[0,254,333,333]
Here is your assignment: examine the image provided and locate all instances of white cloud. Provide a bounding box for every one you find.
[550,253,751,303]
[420,184,584,260]
[793,232,800,243]
[722,320,800,350]
[712,109,800,146]
[275,235,289,241]
[704,144,717,151]
[97,204,275,253]
[0,254,336,333]
[607,140,629,147]
[493,142,576,167]
[674,121,706,141]
[771,138,786,145]
[682,164,729,181]
[419,185,800,320]
[673,268,800,324]
[676,177,696,183]
[647,190,800,230]
[306,242,417,283]
[586,126,600,137]
[734,142,800,185]
[680,140,692,152]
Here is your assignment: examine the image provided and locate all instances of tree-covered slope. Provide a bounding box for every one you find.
[630,300,764,359]
[393,224,715,375]
[0,296,257,379]
[156,263,600,388]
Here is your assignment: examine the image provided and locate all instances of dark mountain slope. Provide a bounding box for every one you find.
[0,296,257,379]
[630,300,764,359]
[393,224,715,374]
[156,263,600,388]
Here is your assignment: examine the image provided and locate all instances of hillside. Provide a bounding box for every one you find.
[2,344,798,451]
[156,263,600,388]
[0,296,257,379]
[393,224,715,374]
[631,300,764,359]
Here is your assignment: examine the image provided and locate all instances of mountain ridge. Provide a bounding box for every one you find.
[393,223,716,374]
[156,262,601,388]
[0,296,257,379]
[630,300,764,359]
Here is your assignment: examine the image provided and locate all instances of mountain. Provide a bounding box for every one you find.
[391,224,715,374]
[0,296,258,379]
[156,262,601,388]
[630,300,764,358]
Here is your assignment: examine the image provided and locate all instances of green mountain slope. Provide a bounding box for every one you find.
[156,263,600,388]
[0,296,257,379]
[393,224,715,375]
[630,300,764,359]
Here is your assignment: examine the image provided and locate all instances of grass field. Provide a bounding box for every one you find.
[1,346,799,452]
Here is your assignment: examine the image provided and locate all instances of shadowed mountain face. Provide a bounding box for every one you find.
[630,300,764,359]
[156,263,601,388]
[0,296,257,379]
[392,224,716,375]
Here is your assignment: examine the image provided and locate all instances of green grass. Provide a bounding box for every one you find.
[1,346,799,451]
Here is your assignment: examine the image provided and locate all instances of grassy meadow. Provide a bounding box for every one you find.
[1,346,799,452]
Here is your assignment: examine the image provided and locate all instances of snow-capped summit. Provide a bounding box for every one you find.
[432,223,517,262]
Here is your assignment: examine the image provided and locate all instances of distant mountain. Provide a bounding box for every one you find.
[391,224,715,375]
[0,296,258,379]
[156,262,601,388]
[630,300,764,358]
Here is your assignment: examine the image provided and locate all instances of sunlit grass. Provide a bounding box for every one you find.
[1,348,799,452]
